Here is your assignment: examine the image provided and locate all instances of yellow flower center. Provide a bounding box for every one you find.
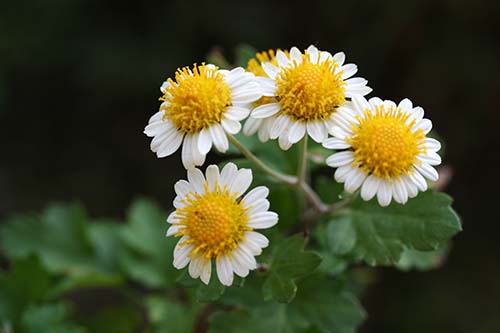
[348,106,427,179]
[160,64,232,134]
[174,184,250,259]
[275,55,346,122]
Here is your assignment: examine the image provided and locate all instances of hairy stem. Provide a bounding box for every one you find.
[297,135,308,185]
[227,134,297,185]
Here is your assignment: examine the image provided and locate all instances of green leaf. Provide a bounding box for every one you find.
[315,175,345,204]
[263,235,322,303]
[0,203,96,274]
[119,198,177,287]
[0,256,50,324]
[395,245,449,271]
[327,191,461,265]
[292,275,366,333]
[75,303,143,333]
[20,303,85,333]
[209,305,294,333]
[196,279,226,302]
[210,275,365,333]
[146,296,201,333]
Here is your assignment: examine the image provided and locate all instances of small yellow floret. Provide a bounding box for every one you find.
[174,184,250,259]
[348,106,427,179]
[275,55,346,122]
[160,64,231,134]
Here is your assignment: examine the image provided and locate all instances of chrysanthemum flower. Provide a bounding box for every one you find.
[144,64,261,169]
[248,45,372,150]
[323,96,442,206]
[243,50,292,148]
[166,163,278,286]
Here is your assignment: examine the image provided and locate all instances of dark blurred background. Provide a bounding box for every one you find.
[1,0,499,332]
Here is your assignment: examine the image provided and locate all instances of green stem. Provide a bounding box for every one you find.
[227,134,297,185]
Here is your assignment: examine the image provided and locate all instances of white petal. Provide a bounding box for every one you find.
[307,121,328,143]
[326,151,355,168]
[231,85,262,104]
[415,163,439,182]
[251,103,280,119]
[242,186,269,208]
[231,251,250,277]
[166,224,181,237]
[418,152,442,166]
[360,175,380,201]
[256,77,277,96]
[306,45,319,63]
[288,121,306,144]
[393,178,409,204]
[383,100,397,111]
[225,106,250,121]
[270,115,290,139]
[181,136,194,169]
[402,175,418,198]
[414,119,432,134]
[198,128,213,155]
[174,179,192,197]
[148,110,164,125]
[332,52,345,66]
[345,85,372,97]
[144,119,172,137]
[319,51,333,63]
[220,162,238,187]
[216,255,234,286]
[187,168,206,194]
[173,238,193,269]
[191,133,206,166]
[247,199,270,216]
[398,98,413,112]
[247,211,278,229]
[239,240,262,257]
[229,168,253,198]
[188,257,204,278]
[209,124,229,152]
[290,47,302,64]
[275,50,289,67]
[166,211,177,224]
[377,180,392,207]
[409,169,428,191]
[334,165,353,183]
[329,125,351,139]
[156,131,184,158]
[244,231,269,249]
[425,137,441,152]
[341,64,358,79]
[262,62,279,79]
[352,95,371,115]
[243,117,262,136]
[221,118,242,134]
[278,133,293,150]
[344,168,367,193]
[411,107,424,123]
[200,260,212,285]
[205,164,220,191]
[323,137,350,150]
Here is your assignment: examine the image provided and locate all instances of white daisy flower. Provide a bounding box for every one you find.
[144,64,262,169]
[248,45,372,150]
[166,162,278,286]
[243,49,284,143]
[323,96,442,207]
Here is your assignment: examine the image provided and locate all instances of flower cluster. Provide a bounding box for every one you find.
[144,45,442,286]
